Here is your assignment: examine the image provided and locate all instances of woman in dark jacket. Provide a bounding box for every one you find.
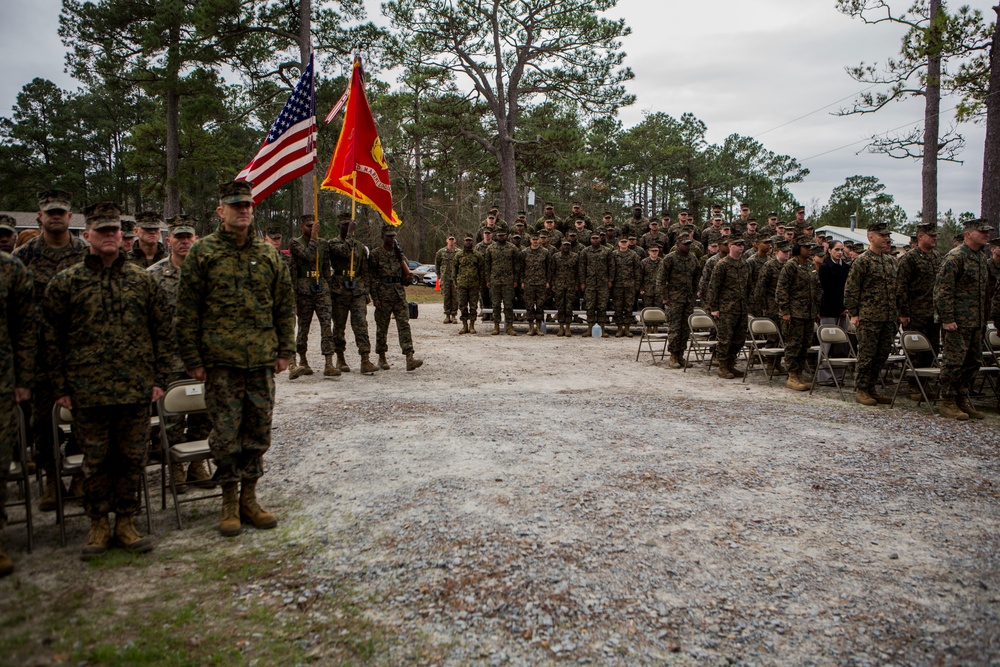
[816,241,851,385]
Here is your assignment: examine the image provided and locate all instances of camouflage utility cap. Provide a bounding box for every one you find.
[167,214,196,236]
[38,189,72,212]
[219,180,254,204]
[916,224,938,236]
[121,219,137,238]
[867,222,891,235]
[265,225,284,238]
[962,218,995,232]
[83,201,122,230]
[381,224,397,236]
[0,214,16,232]
[135,210,163,229]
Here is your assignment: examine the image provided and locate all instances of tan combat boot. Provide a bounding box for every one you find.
[669,354,682,370]
[39,473,62,512]
[786,372,808,392]
[359,354,379,374]
[601,325,610,338]
[615,325,624,337]
[336,351,351,373]
[855,389,878,406]
[624,325,634,338]
[717,364,735,380]
[468,321,477,334]
[406,352,424,371]
[0,543,12,577]
[324,355,342,377]
[68,473,84,500]
[443,314,450,324]
[219,483,242,536]
[939,398,970,420]
[114,514,155,553]
[528,322,537,336]
[81,515,111,560]
[287,356,299,377]
[867,387,892,405]
[299,354,314,376]
[186,459,214,489]
[239,480,277,529]
[170,462,188,494]
[459,321,469,334]
[507,323,518,336]
[378,353,391,370]
[492,321,501,335]
[956,396,985,420]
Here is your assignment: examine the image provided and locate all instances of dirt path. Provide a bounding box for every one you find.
[266,302,1000,665]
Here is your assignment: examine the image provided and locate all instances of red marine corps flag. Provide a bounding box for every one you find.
[321,55,402,226]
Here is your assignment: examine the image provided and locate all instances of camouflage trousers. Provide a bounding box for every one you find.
[524,283,547,323]
[611,287,636,326]
[374,296,415,355]
[585,285,610,326]
[74,403,151,519]
[782,317,813,374]
[206,367,274,484]
[667,301,694,356]
[490,283,516,324]
[0,395,16,528]
[28,380,59,473]
[456,285,480,322]
[939,327,983,398]
[295,291,334,357]
[441,279,456,316]
[854,320,896,390]
[553,286,577,324]
[163,372,212,446]
[716,308,748,367]
[332,290,371,355]
[905,317,939,370]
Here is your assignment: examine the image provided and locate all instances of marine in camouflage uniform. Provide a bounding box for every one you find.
[638,223,668,252]
[147,215,213,490]
[752,240,791,363]
[551,241,582,336]
[13,189,89,509]
[176,181,296,537]
[776,243,823,389]
[484,229,523,334]
[369,226,423,370]
[43,202,171,558]
[328,213,376,374]
[580,232,614,336]
[896,224,944,391]
[699,241,729,302]
[475,230,494,319]
[744,238,773,310]
[521,234,551,335]
[435,237,460,322]
[128,211,168,268]
[0,251,34,575]
[933,219,993,419]
[289,214,336,377]
[453,235,485,332]
[638,245,663,311]
[657,237,702,366]
[843,222,898,405]
[610,239,641,337]
[707,238,753,378]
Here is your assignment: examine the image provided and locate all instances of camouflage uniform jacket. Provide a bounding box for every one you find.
[701,226,724,247]
[474,240,493,256]
[0,252,35,393]
[844,250,897,322]
[639,256,662,298]
[434,247,459,283]
[453,249,485,289]
[147,257,187,374]
[128,242,168,268]
[484,241,523,286]
[176,230,295,370]
[328,237,370,295]
[656,251,701,306]
[13,233,89,310]
[639,231,667,251]
[42,254,171,408]
[707,255,752,314]
[368,246,409,303]
[752,257,785,317]
[475,222,506,243]
[522,246,551,287]
[622,217,647,238]
[611,248,641,289]
[290,236,332,295]
[775,259,822,320]
[934,243,987,329]
[579,244,614,286]
[746,252,770,295]
[551,251,582,289]
[699,253,725,298]
[895,246,943,321]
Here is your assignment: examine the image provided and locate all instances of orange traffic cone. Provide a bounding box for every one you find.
[435,278,441,291]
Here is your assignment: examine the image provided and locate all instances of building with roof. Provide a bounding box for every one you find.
[816,225,912,250]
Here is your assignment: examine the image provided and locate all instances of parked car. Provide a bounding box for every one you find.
[407,259,421,271]
[422,270,438,288]
[409,264,435,285]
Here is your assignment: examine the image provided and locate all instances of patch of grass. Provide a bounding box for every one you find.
[405,287,443,304]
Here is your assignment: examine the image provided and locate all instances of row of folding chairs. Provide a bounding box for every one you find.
[6,380,219,550]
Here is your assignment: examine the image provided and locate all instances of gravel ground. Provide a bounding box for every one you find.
[263,303,1000,666]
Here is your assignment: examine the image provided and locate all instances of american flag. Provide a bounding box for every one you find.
[238,54,316,204]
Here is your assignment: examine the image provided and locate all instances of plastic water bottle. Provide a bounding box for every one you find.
[592,324,602,338]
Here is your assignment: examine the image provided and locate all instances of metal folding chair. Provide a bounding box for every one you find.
[744,317,786,382]
[810,325,857,400]
[635,307,669,365]
[684,313,719,373]
[890,331,941,414]
[5,405,34,552]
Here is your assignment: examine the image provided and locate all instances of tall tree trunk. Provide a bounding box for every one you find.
[923,0,943,225]
[499,135,517,229]
[414,135,425,257]
[164,23,181,217]
[299,0,314,218]
[982,6,1000,234]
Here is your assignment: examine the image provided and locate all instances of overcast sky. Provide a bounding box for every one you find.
[0,0,992,219]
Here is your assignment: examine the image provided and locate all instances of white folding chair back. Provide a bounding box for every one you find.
[685,313,719,372]
[811,326,857,400]
[890,330,941,413]
[158,380,217,529]
[635,308,669,364]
